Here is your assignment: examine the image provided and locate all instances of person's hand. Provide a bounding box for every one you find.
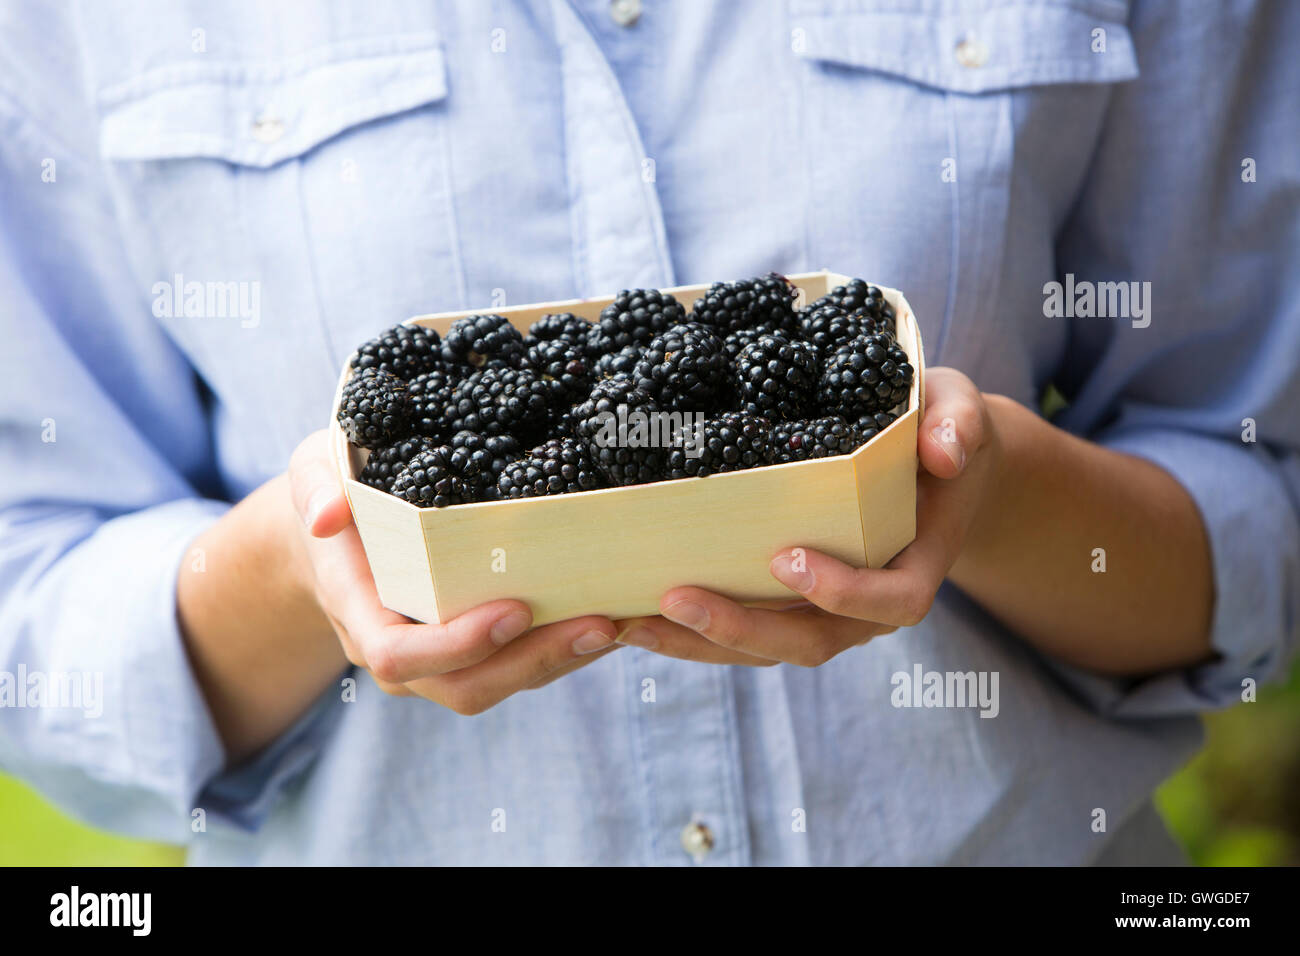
[287,431,621,712]
[613,367,1000,665]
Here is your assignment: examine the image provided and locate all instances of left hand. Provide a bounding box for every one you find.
[615,367,1002,666]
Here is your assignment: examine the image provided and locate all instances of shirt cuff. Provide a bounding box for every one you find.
[1057,426,1298,718]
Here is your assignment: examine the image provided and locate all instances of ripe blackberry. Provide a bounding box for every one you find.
[799,303,884,356]
[733,333,819,422]
[770,416,863,464]
[441,366,555,441]
[691,273,799,338]
[817,334,914,418]
[350,323,442,380]
[406,368,460,439]
[592,344,641,381]
[497,438,605,498]
[589,288,686,356]
[525,338,593,402]
[632,322,728,411]
[527,313,595,355]
[853,409,899,440]
[441,314,526,370]
[573,378,666,486]
[809,279,896,335]
[337,368,412,449]
[665,413,773,479]
[391,446,471,508]
[449,430,522,501]
[358,436,437,491]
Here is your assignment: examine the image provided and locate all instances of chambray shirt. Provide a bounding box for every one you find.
[1,0,1297,865]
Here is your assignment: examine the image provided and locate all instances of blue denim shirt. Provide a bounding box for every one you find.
[1,0,1296,864]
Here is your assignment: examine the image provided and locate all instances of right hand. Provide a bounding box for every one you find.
[286,430,621,714]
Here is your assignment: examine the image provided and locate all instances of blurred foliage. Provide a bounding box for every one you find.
[1,658,1297,865]
[1156,656,1300,866]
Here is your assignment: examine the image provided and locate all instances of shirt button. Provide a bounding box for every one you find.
[680,821,715,858]
[251,108,285,144]
[954,35,989,69]
[609,0,641,28]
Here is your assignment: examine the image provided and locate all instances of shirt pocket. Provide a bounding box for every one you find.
[789,0,1138,384]
[96,34,461,482]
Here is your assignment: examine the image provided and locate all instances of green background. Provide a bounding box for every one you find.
[2,658,1296,866]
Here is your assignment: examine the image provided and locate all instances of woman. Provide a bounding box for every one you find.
[1,0,1296,864]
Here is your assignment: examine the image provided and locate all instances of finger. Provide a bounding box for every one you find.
[528,643,624,689]
[406,616,620,714]
[767,471,982,626]
[657,590,890,666]
[918,367,987,480]
[289,430,354,537]
[305,522,536,681]
[614,616,778,665]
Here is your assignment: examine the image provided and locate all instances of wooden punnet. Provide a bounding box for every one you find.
[331,271,925,626]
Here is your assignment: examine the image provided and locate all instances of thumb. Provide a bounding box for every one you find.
[288,430,354,538]
[917,367,988,480]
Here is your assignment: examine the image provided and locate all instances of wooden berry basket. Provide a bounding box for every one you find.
[330,271,925,627]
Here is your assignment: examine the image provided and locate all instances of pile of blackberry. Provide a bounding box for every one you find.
[336,275,913,506]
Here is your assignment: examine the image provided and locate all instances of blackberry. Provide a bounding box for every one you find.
[770,416,862,464]
[799,303,884,356]
[525,338,593,402]
[497,438,605,498]
[817,334,914,419]
[441,366,555,441]
[449,430,522,501]
[691,273,799,337]
[721,325,770,365]
[808,279,896,335]
[733,333,819,422]
[665,413,773,479]
[592,344,641,381]
[589,288,686,356]
[337,368,412,449]
[407,368,460,439]
[527,313,595,355]
[391,446,472,508]
[852,409,899,440]
[358,435,437,491]
[632,322,727,411]
[441,314,526,370]
[573,378,666,486]
[350,323,442,380]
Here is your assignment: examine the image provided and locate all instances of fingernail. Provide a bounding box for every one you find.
[663,601,709,632]
[572,630,614,655]
[770,554,815,593]
[490,610,531,646]
[616,626,658,650]
[304,488,333,531]
[930,424,965,471]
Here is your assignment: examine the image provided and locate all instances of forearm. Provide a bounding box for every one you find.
[948,394,1214,675]
[177,475,347,764]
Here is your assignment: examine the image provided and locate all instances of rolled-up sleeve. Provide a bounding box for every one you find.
[1048,0,1300,717]
[0,77,231,841]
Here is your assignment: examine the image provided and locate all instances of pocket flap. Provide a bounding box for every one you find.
[99,34,449,167]
[791,1,1139,93]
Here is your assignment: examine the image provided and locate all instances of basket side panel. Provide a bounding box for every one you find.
[420,454,864,626]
